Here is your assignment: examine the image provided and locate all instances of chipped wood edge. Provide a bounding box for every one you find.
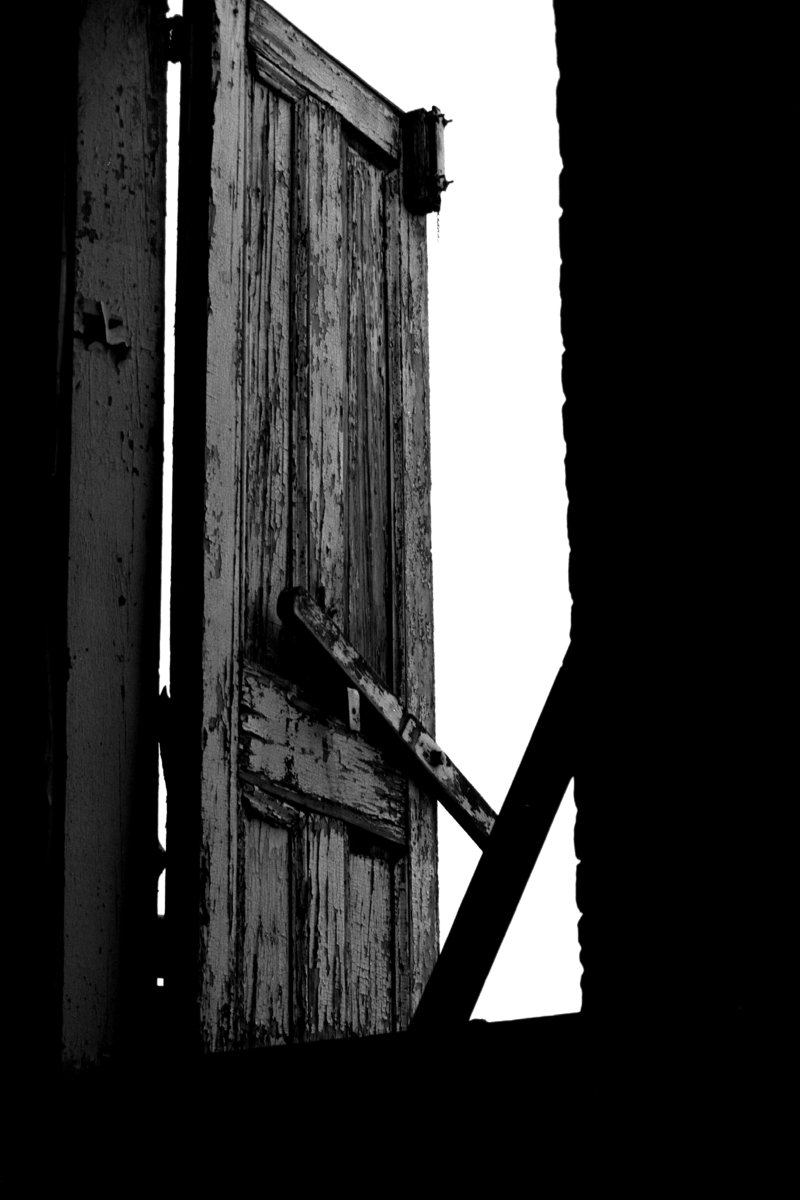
[249,1,401,159]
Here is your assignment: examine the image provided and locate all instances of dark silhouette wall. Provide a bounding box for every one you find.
[557,4,792,1026]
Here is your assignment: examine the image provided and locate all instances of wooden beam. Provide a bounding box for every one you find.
[411,644,575,1030]
[61,0,166,1066]
[278,587,497,848]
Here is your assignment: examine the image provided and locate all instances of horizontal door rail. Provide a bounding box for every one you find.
[411,643,575,1031]
[277,586,497,849]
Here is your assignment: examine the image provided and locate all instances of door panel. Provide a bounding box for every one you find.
[241,801,294,1047]
[242,76,293,663]
[173,1,436,1051]
[244,72,399,680]
[344,141,393,680]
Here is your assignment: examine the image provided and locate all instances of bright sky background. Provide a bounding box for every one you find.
[162,0,580,1020]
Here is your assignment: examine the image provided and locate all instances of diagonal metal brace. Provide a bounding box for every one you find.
[277,586,497,849]
[411,642,575,1031]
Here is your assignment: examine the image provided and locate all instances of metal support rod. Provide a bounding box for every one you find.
[411,644,575,1031]
[277,586,497,849]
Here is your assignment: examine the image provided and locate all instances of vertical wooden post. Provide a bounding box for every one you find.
[59,0,167,1067]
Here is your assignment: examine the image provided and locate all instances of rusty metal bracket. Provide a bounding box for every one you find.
[277,586,496,849]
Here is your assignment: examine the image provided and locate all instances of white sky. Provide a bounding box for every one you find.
[162,0,580,1020]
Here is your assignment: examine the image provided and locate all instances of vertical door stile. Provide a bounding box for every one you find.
[239,67,299,1049]
[294,814,348,1040]
[399,199,439,1008]
[308,100,346,620]
[346,842,394,1035]
[291,94,311,596]
[392,853,412,1031]
[192,0,249,1053]
[385,169,406,707]
[241,798,294,1046]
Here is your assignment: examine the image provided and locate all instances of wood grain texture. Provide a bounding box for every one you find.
[294,815,348,1039]
[346,844,394,1034]
[392,855,412,1029]
[345,148,391,679]
[62,0,165,1066]
[249,2,401,159]
[385,170,405,697]
[399,206,434,730]
[306,99,346,620]
[241,807,293,1046]
[397,201,438,1009]
[242,782,403,1043]
[174,0,437,1048]
[171,0,249,1052]
[239,664,407,845]
[291,93,311,594]
[243,80,293,661]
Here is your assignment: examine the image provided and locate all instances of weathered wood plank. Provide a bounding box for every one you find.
[291,95,311,593]
[241,811,293,1046]
[278,587,495,847]
[171,0,248,1052]
[174,0,438,1051]
[399,206,435,730]
[398,201,439,1009]
[243,79,293,662]
[346,844,394,1035]
[393,855,412,1030]
[63,0,165,1066]
[385,170,405,699]
[295,815,347,1040]
[242,780,304,831]
[197,4,247,1048]
[239,664,407,845]
[249,2,401,160]
[345,148,391,678]
[307,99,347,619]
[407,781,439,1013]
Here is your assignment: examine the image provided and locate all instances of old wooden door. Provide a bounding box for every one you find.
[170,1,437,1051]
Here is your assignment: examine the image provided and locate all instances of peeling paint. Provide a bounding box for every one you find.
[191,3,437,1050]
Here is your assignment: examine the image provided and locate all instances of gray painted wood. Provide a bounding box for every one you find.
[173,0,437,1050]
[62,0,166,1066]
[248,2,401,158]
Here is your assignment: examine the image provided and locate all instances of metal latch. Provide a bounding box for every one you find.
[278,586,496,849]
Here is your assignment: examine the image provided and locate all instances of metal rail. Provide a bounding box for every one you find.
[277,586,497,849]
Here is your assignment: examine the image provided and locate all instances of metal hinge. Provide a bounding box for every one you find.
[402,106,453,215]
